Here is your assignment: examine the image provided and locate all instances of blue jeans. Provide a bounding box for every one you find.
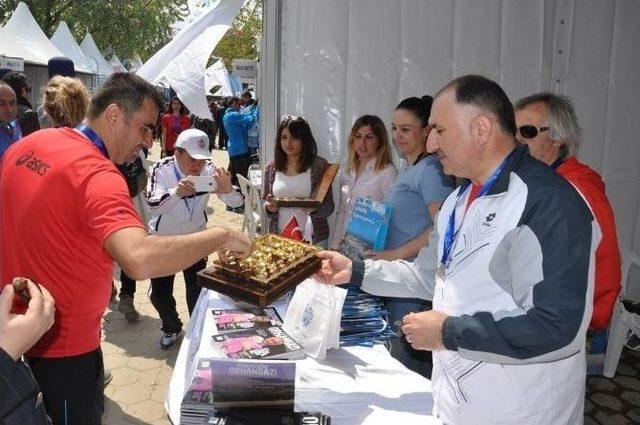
[384,297,433,378]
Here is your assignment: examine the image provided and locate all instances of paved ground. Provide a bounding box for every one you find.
[101,144,639,424]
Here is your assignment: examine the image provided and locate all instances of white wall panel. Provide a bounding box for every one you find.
[268,0,640,255]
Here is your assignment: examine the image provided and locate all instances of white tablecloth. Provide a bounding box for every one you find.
[165,287,441,424]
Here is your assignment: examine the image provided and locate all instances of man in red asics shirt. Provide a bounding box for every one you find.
[0,73,250,425]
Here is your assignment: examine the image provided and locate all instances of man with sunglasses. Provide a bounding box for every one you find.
[0,73,251,425]
[515,93,621,333]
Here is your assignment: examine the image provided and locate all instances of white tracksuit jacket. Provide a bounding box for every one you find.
[354,145,600,424]
[146,156,243,235]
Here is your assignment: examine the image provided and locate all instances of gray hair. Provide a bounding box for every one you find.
[515,92,582,158]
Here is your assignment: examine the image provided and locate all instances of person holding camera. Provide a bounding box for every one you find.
[147,128,243,350]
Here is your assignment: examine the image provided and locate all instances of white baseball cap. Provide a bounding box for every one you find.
[175,128,211,160]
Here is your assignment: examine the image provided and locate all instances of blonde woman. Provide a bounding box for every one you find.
[330,115,397,250]
[42,76,90,128]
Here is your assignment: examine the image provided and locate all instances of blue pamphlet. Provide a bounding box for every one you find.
[340,197,392,260]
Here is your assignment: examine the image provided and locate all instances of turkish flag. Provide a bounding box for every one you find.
[281,215,304,241]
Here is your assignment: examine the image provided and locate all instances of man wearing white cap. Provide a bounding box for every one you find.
[147,128,244,349]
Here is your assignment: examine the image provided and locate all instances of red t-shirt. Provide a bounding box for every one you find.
[161,113,190,151]
[0,128,144,358]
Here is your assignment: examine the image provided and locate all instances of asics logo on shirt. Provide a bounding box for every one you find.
[15,150,51,176]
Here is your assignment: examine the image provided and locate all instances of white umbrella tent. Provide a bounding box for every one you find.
[50,21,92,74]
[80,32,113,79]
[1,2,94,105]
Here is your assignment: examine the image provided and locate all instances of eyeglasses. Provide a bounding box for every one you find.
[517,125,549,139]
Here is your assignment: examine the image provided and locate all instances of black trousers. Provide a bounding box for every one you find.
[27,348,104,425]
[228,152,251,187]
[218,124,227,150]
[119,269,136,298]
[149,258,207,333]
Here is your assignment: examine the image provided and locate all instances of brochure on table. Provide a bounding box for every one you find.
[166,282,441,425]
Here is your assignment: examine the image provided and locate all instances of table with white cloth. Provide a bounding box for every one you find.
[165,282,442,424]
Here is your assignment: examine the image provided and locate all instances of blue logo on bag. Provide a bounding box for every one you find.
[302,304,313,327]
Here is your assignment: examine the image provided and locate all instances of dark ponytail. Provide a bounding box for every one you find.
[395,95,433,127]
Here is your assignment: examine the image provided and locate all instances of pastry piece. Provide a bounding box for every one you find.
[12,277,31,303]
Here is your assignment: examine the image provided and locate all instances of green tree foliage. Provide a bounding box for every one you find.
[212,0,262,69]
[0,0,188,61]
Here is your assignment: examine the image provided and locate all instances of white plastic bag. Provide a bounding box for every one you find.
[284,279,345,359]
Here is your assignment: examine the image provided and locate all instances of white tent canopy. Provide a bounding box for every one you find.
[137,0,243,119]
[0,25,36,63]
[2,2,65,65]
[107,54,126,73]
[123,54,144,72]
[50,21,91,73]
[262,0,640,256]
[80,32,112,76]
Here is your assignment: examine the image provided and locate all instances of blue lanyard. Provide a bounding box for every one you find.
[440,148,516,268]
[173,163,196,220]
[75,123,109,158]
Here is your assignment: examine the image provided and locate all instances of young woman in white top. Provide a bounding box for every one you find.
[262,116,334,246]
[330,115,397,250]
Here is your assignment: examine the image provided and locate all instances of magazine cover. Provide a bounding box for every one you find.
[340,197,391,261]
[181,358,297,423]
[211,307,283,333]
[211,326,305,360]
[211,358,296,408]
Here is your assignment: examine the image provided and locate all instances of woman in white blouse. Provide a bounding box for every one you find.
[262,116,335,246]
[330,115,397,250]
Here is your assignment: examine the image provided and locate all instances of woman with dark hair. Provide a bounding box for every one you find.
[262,116,334,246]
[160,96,190,157]
[330,115,397,250]
[373,96,454,378]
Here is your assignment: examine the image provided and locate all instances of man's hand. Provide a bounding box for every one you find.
[220,228,252,255]
[401,310,449,351]
[176,179,196,197]
[0,279,55,361]
[315,251,352,285]
[214,168,233,194]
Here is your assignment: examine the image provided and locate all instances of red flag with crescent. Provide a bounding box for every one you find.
[281,215,304,241]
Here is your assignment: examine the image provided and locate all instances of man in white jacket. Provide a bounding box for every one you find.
[317,75,599,424]
[147,128,244,349]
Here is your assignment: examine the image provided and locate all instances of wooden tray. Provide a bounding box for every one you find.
[269,198,321,209]
[197,256,322,307]
[271,163,338,209]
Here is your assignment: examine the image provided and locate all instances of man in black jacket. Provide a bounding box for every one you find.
[0,278,55,424]
[1,72,40,136]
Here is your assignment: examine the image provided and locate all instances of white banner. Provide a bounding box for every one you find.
[232,59,257,79]
[0,55,24,71]
[137,0,243,119]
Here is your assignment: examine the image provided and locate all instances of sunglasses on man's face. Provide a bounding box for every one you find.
[517,125,549,139]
